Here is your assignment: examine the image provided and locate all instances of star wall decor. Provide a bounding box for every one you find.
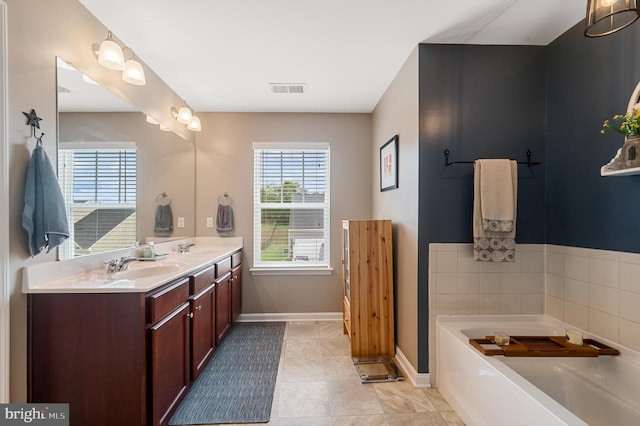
[23,109,42,129]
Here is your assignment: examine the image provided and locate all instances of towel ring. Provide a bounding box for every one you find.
[156,192,171,206]
[217,193,232,206]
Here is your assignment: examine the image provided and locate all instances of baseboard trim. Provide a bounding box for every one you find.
[237,312,343,322]
[395,346,431,388]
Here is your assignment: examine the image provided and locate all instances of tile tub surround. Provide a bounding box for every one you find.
[545,245,640,353]
[428,243,545,382]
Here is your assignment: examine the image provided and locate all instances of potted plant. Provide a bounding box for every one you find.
[602,109,640,168]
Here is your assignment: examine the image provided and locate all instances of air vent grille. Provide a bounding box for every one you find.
[269,83,306,94]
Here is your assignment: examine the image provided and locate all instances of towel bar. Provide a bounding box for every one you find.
[444,149,541,167]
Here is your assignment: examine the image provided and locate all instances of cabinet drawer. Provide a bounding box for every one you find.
[148,278,190,324]
[190,266,215,295]
[231,250,243,267]
[216,257,231,278]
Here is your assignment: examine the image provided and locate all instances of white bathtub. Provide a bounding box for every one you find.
[436,315,640,426]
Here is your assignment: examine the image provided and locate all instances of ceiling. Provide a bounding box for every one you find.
[79,0,587,113]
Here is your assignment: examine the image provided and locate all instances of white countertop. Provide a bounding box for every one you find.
[22,237,243,294]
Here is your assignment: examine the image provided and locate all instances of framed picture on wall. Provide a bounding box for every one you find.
[380,135,398,191]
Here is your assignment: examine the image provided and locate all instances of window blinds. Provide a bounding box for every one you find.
[58,147,137,259]
[253,143,330,268]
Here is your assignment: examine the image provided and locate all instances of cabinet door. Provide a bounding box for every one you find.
[231,265,242,323]
[215,272,231,345]
[150,303,190,426]
[191,284,216,381]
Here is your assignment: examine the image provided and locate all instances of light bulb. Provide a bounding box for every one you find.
[122,59,146,85]
[177,105,192,124]
[187,116,202,132]
[97,32,124,71]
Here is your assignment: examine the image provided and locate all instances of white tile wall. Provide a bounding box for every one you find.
[545,244,640,353]
[430,243,640,385]
[429,243,545,383]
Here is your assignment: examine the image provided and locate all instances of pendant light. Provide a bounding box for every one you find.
[585,0,640,37]
[122,48,146,86]
[97,31,125,70]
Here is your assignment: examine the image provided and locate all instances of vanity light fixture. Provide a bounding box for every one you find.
[176,102,193,124]
[122,47,146,86]
[97,31,125,70]
[585,0,640,37]
[171,103,202,131]
[187,115,202,132]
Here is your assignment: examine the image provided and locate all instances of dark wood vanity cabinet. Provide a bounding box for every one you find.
[28,292,148,426]
[27,250,243,426]
[189,266,216,381]
[148,278,191,426]
[231,250,243,323]
[215,271,232,345]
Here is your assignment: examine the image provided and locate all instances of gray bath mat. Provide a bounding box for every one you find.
[168,321,285,425]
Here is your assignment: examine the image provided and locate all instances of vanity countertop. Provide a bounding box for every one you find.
[23,237,243,294]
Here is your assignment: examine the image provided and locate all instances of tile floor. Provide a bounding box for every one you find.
[203,320,465,426]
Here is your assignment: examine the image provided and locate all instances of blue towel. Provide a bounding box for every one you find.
[22,145,70,256]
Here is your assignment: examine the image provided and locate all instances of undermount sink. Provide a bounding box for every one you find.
[113,263,181,280]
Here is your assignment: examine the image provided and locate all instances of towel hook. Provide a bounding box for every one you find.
[217,192,232,206]
[155,192,171,206]
[23,109,45,145]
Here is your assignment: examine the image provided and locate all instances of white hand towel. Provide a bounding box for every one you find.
[473,159,517,262]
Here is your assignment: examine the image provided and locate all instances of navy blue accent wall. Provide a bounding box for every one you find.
[417,44,547,372]
[546,21,640,253]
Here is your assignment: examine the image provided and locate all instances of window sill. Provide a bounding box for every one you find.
[250,267,333,276]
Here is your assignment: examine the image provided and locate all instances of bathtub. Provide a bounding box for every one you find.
[436,315,640,426]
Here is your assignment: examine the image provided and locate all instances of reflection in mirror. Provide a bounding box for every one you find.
[56,58,195,259]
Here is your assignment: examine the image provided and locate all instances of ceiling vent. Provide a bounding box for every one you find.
[269,83,306,94]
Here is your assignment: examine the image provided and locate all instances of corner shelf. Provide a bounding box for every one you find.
[600,148,640,176]
[601,165,640,176]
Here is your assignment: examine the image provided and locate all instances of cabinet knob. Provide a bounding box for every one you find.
[188,312,194,319]
[196,305,202,311]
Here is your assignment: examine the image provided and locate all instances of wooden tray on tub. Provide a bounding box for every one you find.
[469,335,620,357]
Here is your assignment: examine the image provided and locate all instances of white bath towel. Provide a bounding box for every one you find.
[473,159,517,262]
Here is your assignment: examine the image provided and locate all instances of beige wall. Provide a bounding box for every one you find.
[371,48,420,370]
[60,112,196,242]
[195,112,372,314]
[6,0,194,400]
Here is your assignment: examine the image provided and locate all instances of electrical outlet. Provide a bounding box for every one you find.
[177,217,185,228]
[206,217,214,228]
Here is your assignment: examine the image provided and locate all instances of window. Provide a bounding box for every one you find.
[253,142,330,272]
[58,142,137,259]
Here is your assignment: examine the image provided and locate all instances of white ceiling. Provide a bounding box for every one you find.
[79,0,587,113]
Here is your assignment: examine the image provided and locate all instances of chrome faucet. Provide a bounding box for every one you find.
[105,256,138,273]
[178,242,196,253]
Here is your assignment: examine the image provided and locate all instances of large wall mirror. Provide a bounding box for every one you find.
[56,57,195,259]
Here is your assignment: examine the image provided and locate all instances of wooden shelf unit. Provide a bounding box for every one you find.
[341,220,395,357]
